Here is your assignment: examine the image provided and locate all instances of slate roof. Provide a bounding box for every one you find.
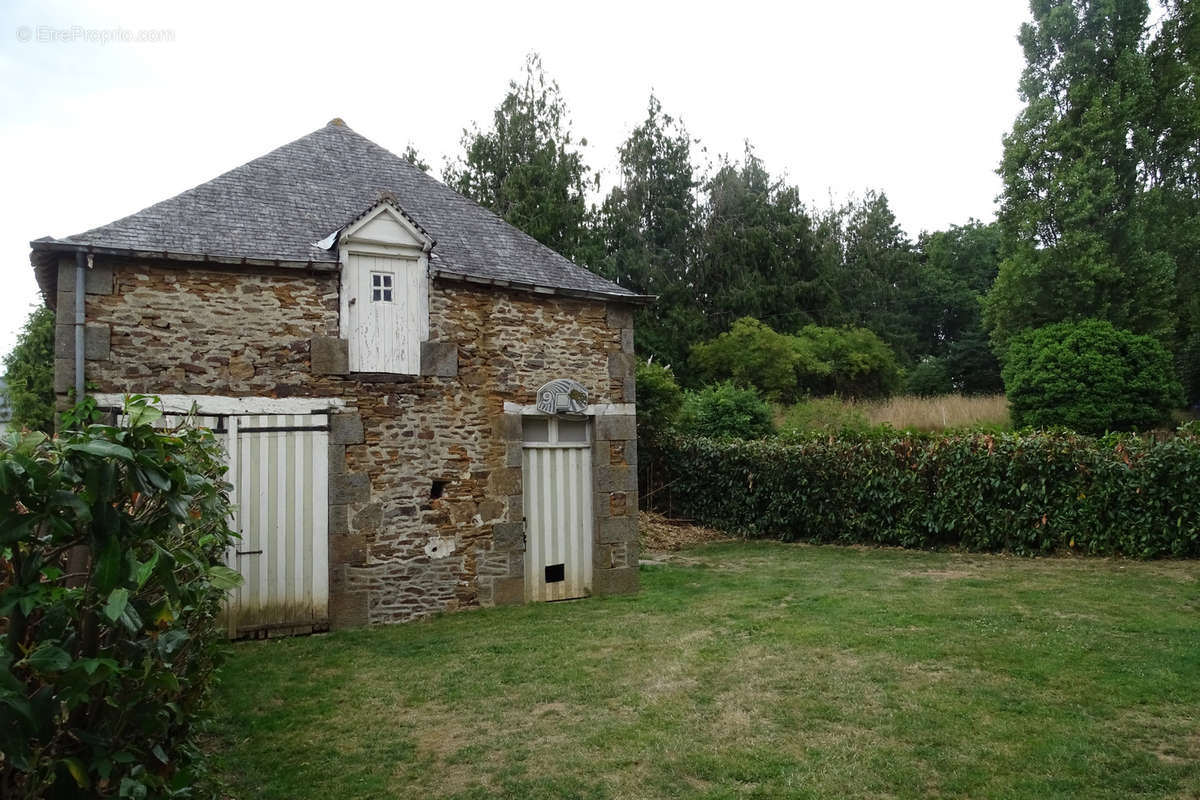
[31,120,642,302]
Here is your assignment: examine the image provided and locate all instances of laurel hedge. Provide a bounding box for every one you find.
[653,426,1200,558]
[1,398,240,798]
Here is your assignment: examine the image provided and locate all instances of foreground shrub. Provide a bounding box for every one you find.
[678,382,773,439]
[654,426,1200,557]
[0,398,240,798]
[1002,319,1183,433]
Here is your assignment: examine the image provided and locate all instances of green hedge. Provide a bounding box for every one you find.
[654,427,1200,558]
[1,398,240,798]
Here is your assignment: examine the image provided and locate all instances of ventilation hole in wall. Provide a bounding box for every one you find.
[431,480,448,499]
[545,564,565,583]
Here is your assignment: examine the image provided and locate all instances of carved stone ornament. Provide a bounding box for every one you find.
[535,378,589,414]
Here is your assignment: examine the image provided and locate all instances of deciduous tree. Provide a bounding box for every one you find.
[985,0,1177,351]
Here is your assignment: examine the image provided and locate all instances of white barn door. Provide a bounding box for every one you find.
[224,413,329,637]
[522,416,593,602]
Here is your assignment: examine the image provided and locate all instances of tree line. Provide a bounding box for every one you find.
[5,2,1197,433]
[431,0,1199,429]
[435,55,1006,397]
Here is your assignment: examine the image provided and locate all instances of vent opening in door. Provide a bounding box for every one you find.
[545,563,565,583]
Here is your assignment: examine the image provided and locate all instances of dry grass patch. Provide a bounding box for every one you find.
[858,393,1010,431]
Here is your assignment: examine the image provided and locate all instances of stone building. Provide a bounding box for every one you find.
[30,119,648,634]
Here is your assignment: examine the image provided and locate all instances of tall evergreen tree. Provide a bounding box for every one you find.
[597,95,703,368]
[444,54,595,263]
[985,0,1177,351]
[692,146,829,346]
[819,191,922,363]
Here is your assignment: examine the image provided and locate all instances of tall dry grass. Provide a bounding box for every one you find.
[857,394,1010,432]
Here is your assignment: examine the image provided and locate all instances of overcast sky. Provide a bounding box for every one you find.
[0,0,1030,358]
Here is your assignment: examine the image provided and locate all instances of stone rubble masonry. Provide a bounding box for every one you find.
[63,255,641,626]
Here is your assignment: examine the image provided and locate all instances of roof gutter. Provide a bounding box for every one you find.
[30,240,338,271]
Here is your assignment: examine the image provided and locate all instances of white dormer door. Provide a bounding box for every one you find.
[338,200,433,374]
[345,253,426,373]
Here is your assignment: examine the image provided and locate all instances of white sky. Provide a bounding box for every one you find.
[0,0,1029,358]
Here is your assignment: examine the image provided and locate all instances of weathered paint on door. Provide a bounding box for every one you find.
[117,405,331,637]
[224,413,329,637]
[344,253,427,373]
[522,417,593,602]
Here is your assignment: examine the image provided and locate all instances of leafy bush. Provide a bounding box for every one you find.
[778,397,871,436]
[904,357,953,397]
[1002,319,1183,433]
[652,426,1200,558]
[0,397,240,798]
[2,307,55,434]
[678,382,774,439]
[689,317,900,401]
[634,359,682,442]
[794,324,901,399]
[689,317,827,402]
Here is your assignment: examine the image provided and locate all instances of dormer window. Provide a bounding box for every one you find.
[338,199,434,374]
[371,272,393,302]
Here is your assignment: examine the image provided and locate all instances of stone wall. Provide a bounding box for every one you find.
[55,255,638,626]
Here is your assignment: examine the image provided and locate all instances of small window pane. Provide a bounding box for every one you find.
[371,272,394,302]
[522,417,550,443]
[557,419,588,443]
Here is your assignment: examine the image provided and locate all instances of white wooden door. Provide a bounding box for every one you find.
[224,413,329,637]
[345,253,426,373]
[522,416,593,601]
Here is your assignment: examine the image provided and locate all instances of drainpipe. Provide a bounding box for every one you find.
[74,251,87,402]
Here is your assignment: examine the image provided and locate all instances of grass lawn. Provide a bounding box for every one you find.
[208,542,1200,799]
